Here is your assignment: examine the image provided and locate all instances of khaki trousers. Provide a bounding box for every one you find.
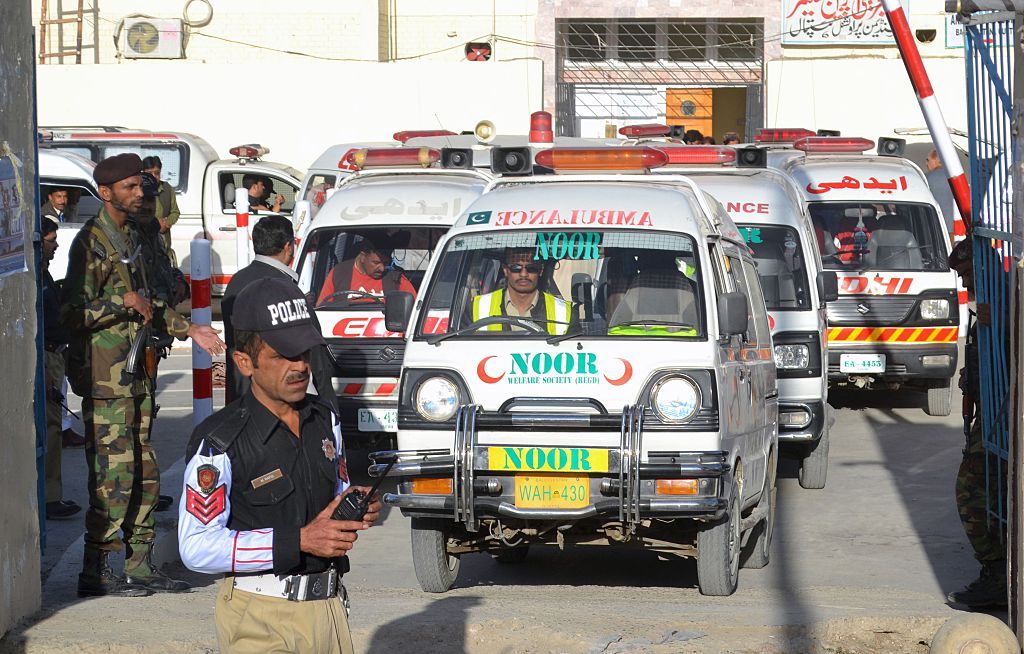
[215,579,354,654]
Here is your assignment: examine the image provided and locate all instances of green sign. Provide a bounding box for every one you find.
[740,227,763,244]
[534,231,601,261]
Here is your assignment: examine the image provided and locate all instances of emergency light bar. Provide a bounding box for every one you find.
[529,111,553,144]
[619,123,672,138]
[754,128,816,144]
[346,147,441,170]
[793,137,874,153]
[393,130,457,143]
[229,144,269,159]
[533,147,668,171]
[656,146,736,165]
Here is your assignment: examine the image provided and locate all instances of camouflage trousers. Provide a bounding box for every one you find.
[956,419,1007,564]
[82,394,159,575]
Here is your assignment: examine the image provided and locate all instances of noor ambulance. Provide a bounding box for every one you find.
[294,147,492,447]
[644,141,837,489]
[373,147,778,597]
[769,134,960,415]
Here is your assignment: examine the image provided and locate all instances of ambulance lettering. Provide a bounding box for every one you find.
[493,209,653,228]
[725,202,769,215]
[839,275,914,295]
[333,314,448,337]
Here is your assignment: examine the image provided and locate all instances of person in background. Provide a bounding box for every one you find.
[925,149,957,242]
[317,237,417,306]
[723,132,740,145]
[701,135,716,145]
[42,187,69,222]
[40,217,83,520]
[142,156,180,267]
[684,129,704,145]
[243,174,283,213]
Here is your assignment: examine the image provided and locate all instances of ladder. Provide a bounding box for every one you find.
[39,0,98,64]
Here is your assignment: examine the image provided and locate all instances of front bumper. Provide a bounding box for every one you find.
[827,343,958,382]
[778,400,826,443]
[371,405,731,531]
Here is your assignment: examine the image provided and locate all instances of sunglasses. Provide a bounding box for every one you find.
[506,263,543,274]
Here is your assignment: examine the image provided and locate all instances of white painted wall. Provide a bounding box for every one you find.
[36,60,544,170]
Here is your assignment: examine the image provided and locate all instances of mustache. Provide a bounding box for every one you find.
[285,372,309,384]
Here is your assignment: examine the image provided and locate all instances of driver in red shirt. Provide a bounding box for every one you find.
[317,239,416,305]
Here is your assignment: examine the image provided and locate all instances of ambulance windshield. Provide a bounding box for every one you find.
[738,225,810,310]
[416,230,705,340]
[808,202,947,272]
[297,226,448,311]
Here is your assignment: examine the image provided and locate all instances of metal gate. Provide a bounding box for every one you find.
[964,13,1019,538]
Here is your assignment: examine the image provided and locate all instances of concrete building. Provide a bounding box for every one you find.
[0,0,44,640]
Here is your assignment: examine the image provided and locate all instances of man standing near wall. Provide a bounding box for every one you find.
[61,153,225,597]
[142,157,180,266]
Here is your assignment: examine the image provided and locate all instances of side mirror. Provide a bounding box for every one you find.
[817,270,839,304]
[384,291,414,333]
[570,272,594,321]
[718,291,749,337]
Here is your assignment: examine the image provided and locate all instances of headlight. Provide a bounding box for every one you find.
[415,377,460,422]
[651,376,701,423]
[920,299,950,320]
[774,344,810,369]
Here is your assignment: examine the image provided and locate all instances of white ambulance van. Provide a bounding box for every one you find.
[374,147,778,596]
[648,144,837,489]
[38,149,100,280]
[41,128,302,292]
[294,147,492,447]
[771,135,960,415]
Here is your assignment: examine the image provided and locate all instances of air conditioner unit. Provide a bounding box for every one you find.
[123,18,184,59]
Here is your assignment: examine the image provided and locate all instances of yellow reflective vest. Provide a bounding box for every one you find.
[471,289,570,336]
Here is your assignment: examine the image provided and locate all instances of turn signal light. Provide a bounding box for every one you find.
[229,144,269,158]
[533,147,668,171]
[657,145,736,165]
[793,137,874,153]
[754,128,816,144]
[346,147,441,170]
[393,130,457,143]
[619,123,672,137]
[655,479,699,496]
[411,477,454,494]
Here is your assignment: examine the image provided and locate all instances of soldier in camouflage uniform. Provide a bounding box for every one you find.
[946,237,1007,609]
[142,156,180,267]
[61,153,225,598]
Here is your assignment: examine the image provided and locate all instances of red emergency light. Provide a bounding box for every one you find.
[619,123,672,138]
[534,147,668,171]
[392,130,458,143]
[229,144,269,159]
[793,137,875,153]
[529,111,553,144]
[754,128,816,144]
[656,145,737,165]
[345,147,441,170]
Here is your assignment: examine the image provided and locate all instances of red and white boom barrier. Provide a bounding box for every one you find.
[235,187,251,269]
[190,239,213,426]
[882,0,971,238]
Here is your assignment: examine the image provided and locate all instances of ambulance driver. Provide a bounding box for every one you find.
[317,236,416,306]
[471,248,572,336]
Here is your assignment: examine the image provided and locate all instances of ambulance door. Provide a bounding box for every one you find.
[738,255,775,499]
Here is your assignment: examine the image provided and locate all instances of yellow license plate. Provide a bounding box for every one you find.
[514,475,590,509]
[488,446,609,473]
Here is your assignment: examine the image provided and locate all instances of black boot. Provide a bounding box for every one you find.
[124,549,191,593]
[77,549,151,598]
[947,560,1008,609]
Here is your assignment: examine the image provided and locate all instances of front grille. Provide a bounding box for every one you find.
[827,297,917,325]
[327,339,405,377]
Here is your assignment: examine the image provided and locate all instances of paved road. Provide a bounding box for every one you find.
[4,341,992,653]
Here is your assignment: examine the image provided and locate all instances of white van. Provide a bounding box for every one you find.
[38,149,100,279]
[41,128,303,291]
[771,136,960,415]
[294,150,492,447]
[653,147,837,489]
[374,147,778,596]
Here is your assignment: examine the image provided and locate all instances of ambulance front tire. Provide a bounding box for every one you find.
[493,546,529,564]
[411,518,460,593]
[696,478,741,596]
[798,420,829,490]
[925,380,953,417]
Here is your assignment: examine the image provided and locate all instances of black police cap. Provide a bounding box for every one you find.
[233,278,325,358]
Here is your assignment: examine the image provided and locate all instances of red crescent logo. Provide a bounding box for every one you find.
[604,358,633,386]
[768,314,776,330]
[477,356,505,384]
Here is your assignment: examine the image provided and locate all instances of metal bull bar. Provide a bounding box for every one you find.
[452,404,481,532]
[619,405,644,534]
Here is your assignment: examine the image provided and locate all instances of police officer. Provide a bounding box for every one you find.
[61,153,225,598]
[179,278,380,653]
[472,248,570,335]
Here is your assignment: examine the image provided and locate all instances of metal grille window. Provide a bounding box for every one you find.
[566,22,605,61]
[667,22,706,62]
[717,21,758,62]
[617,22,657,61]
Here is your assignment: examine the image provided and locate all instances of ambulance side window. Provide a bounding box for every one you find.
[303,174,337,216]
[740,259,771,347]
[724,252,756,344]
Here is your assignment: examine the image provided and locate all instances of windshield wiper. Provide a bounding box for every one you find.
[611,320,696,330]
[859,244,933,272]
[426,315,546,345]
[546,327,582,345]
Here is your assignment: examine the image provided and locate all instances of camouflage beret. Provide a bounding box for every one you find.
[94,153,143,187]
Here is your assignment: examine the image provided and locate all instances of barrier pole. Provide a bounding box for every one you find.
[235,187,251,269]
[190,239,213,426]
[882,0,972,238]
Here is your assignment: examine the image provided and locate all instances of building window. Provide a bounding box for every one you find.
[666,21,708,62]
[559,18,762,64]
[565,22,606,61]
[617,21,657,61]
[717,20,759,62]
